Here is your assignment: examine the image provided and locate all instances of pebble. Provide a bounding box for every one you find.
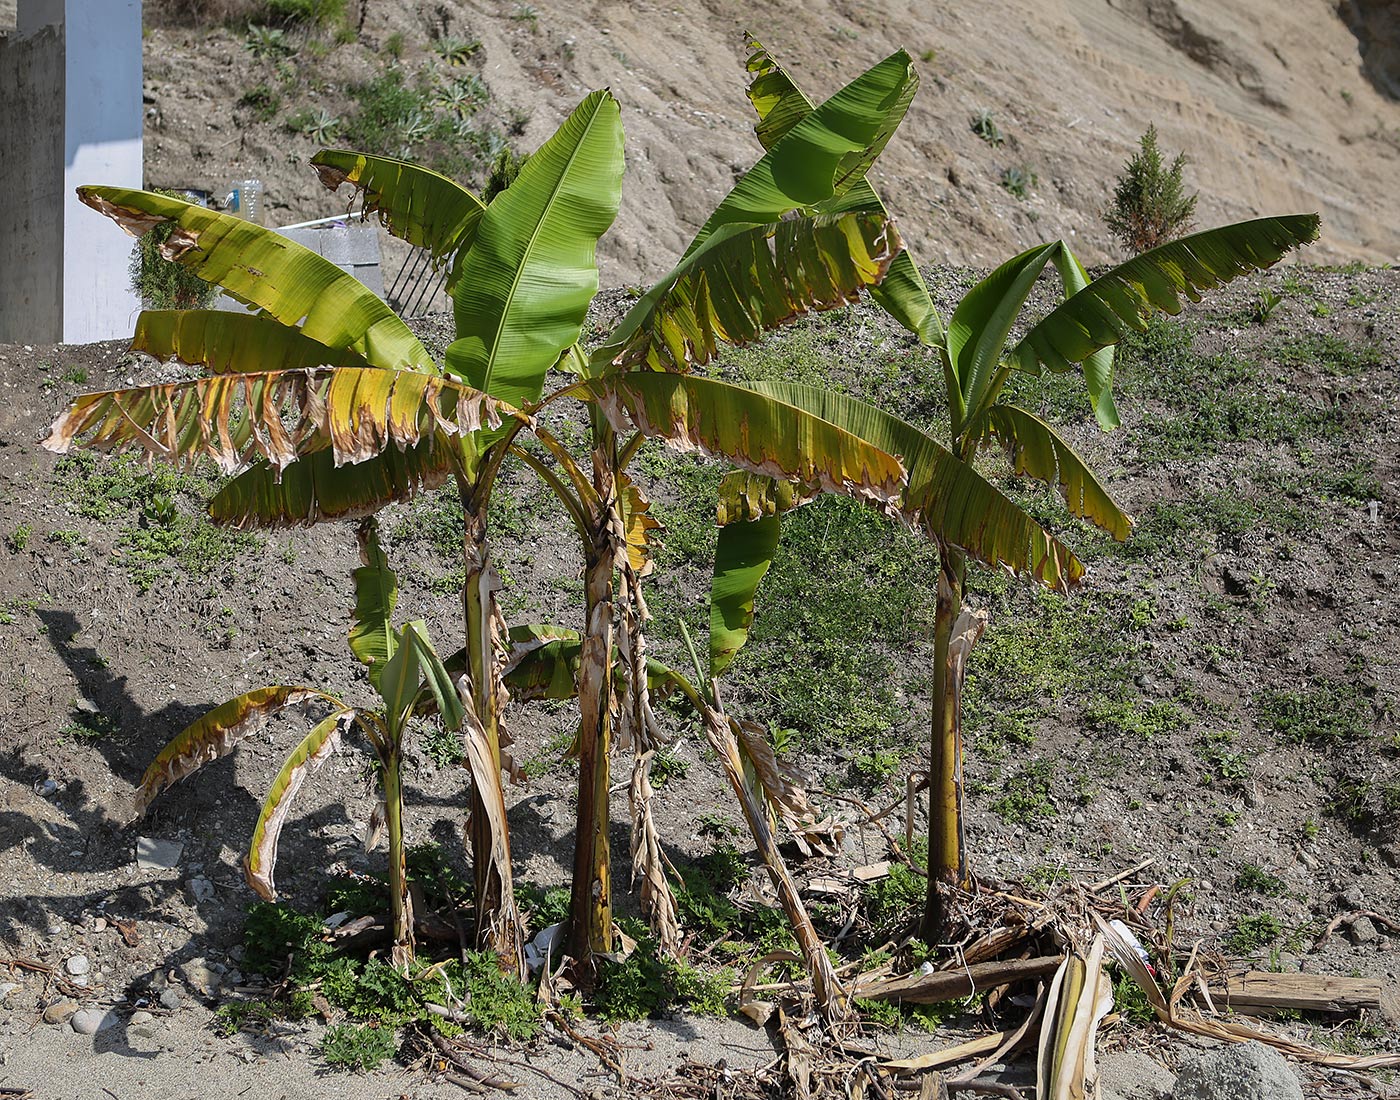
[1349,916,1379,945]
[158,987,182,1010]
[65,955,90,977]
[188,876,215,903]
[70,1007,119,1036]
[43,1001,78,1025]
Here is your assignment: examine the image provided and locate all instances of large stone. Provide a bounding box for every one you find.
[69,1007,119,1036]
[1171,1042,1303,1100]
[135,836,183,870]
[1100,1050,1175,1100]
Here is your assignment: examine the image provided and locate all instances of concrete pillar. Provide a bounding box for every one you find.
[0,0,142,345]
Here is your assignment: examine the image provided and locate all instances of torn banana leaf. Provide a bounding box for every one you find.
[244,708,354,900]
[134,686,341,816]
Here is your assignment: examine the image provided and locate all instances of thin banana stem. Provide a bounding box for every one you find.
[923,544,967,945]
[700,705,847,1021]
[381,748,414,970]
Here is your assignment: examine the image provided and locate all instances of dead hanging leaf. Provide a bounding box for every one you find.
[715,469,816,525]
[628,750,682,954]
[133,686,335,817]
[735,719,843,856]
[364,799,387,852]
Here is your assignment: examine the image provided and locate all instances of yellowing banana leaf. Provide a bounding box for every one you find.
[43,366,507,473]
[134,686,340,816]
[133,310,370,374]
[244,707,353,900]
[715,469,814,525]
[589,372,906,511]
[1036,936,1115,1100]
[735,718,842,857]
[312,150,486,288]
[78,186,435,371]
[595,213,900,372]
[210,434,456,528]
[447,89,623,410]
[743,34,943,346]
[747,381,1085,591]
[946,242,1061,436]
[619,472,662,577]
[683,50,916,259]
[1008,216,1321,421]
[975,404,1132,540]
[710,512,781,678]
[349,519,398,688]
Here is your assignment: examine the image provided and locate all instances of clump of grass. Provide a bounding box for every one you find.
[1256,679,1372,746]
[970,109,1003,146]
[1234,863,1287,897]
[1223,913,1282,955]
[1000,164,1036,199]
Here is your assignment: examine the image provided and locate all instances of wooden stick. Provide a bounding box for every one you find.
[856,956,1064,1004]
[1212,972,1383,1015]
[1087,858,1156,894]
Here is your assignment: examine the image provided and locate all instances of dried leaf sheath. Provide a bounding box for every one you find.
[244,708,353,900]
[133,686,338,816]
[42,368,513,474]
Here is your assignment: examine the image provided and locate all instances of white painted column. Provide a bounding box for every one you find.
[61,0,143,344]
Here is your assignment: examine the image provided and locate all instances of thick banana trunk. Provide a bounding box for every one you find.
[460,476,523,973]
[566,532,616,978]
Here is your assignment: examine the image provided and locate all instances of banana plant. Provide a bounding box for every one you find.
[130,519,464,969]
[48,63,922,984]
[308,48,928,981]
[733,38,1321,942]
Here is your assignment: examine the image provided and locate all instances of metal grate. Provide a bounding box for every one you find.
[386,247,449,319]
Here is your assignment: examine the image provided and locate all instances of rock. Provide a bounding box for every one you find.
[1171,1041,1303,1100]
[135,836,184,870]
[180,957,220,996]
[64,955,90,977]
[0,981,20,1003]
[187,876,215,903]
[158,987,182,1010]
[128,1010,153,1025]
[1100,1050,1175,1100]
[43,1001,78,1025]
[70,1007,119,1036]
[1340,885,1366,910]
[127,1009,157,1038]
[1349,916,1379,945]
[1381,844,1400,869]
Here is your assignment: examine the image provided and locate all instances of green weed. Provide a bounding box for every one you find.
[7,524,31,552]
[1257,679,1372,745]
[1234,863,1287,896]
[1223,913,1282,954]
[321,1023,397,1071]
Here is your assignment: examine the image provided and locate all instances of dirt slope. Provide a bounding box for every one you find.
[141,0,1400,285]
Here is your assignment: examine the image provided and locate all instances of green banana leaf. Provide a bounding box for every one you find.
[495,624,693,704]
[742,35,943,346]
[402,622,465,733]
[746,381,1085,592]
[594,212,899,372]
[1007,216,1322,419]
[312,150,486,287]
[446,89,624,409]
[349,519,398,688]
[244,707,353,900]
[378,620,421,733]
[946,243,1061,437]
[1047,245,1118,430]
[975,404,1132,540]
[589,372,906,509]
[43,366,507,473]
[132,310,369,373]
[710,511,781,678]
[210,434,456,528]
[682,49,917,260]
[78,186,435,371]
[134,685,341,815]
